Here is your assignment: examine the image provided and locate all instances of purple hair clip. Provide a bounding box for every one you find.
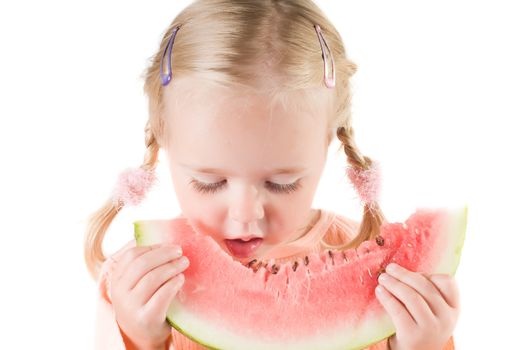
[160,26,181,86]
[314,24,336,89]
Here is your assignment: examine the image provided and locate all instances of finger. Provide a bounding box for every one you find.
[386,264,449,319]
[121,245,183,291]
[105,240,135,269]
[133,256,190,305]
[428,274,460,310]
[375,284,416,332]
[378,272,435,326]
[110,239,137,262]
[145,273,186,325]
[111,244,160,285]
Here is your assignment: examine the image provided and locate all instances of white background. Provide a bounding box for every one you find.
[1,0,525,349]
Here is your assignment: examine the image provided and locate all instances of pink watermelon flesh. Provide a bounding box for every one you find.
[134,206,467,350]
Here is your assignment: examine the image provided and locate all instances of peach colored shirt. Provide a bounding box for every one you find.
[94,209,454,349]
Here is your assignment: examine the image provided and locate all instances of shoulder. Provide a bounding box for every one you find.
[334,212,360,231]
[320,210,361,245]
[321,209,360,232]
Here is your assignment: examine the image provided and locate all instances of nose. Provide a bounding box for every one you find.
[228,183,264,224]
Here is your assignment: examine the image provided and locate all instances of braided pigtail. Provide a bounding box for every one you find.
[83,122,161,281]
[320,125,387,251]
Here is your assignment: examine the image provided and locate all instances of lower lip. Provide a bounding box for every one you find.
[224,238,263,258]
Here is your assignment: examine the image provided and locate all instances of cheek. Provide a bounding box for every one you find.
[265,191,315,238]
[176,189,225,239]
[171,175,220,218]
[177,188,221,220]
[280,177,320,229]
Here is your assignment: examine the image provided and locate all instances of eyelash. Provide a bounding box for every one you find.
[189,179,302,195]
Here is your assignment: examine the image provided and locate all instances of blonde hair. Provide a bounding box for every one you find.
[84,0,386,281]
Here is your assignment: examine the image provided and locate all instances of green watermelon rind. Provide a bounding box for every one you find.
[164,299,395,350]
[165,318,221,350]
[134,222,161,246]
[428,205,468,275]
[133,206,468,350]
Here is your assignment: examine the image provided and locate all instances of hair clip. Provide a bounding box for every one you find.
[160,26,181,86]
[314,24,336,89]
[160,25,333,89]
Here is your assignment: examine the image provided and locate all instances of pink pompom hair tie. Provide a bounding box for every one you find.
[346,160,382,208]
[111,167,158,208]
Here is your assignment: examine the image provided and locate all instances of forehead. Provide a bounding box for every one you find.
[162,77,331,176]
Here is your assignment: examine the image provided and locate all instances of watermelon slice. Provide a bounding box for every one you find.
[133,206,468,350]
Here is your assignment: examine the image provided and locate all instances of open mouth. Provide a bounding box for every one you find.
[224,238,263,258]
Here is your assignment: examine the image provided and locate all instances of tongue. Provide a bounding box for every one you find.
[225,238,263,258]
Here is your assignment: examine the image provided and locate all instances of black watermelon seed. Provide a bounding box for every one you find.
[247,259,257,268]
[253,261,263,272]
[342,251,348,262]
[271,264,280,274]
[377,266,386,278]
[375,236,385,246]
[292,261,299,272]
[304,256,309,266]
[328,250,335,264]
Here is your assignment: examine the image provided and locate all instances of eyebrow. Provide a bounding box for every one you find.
[181,164,307,175]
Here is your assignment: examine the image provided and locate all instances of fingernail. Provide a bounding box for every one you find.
[375,285,385,295]
[386,263,398,274]
[378,273,388,283]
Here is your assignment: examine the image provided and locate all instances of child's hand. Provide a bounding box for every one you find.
[109,244,190,350]
[375,263,460,350]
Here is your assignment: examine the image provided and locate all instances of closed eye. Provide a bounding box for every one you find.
[188,179,302,195]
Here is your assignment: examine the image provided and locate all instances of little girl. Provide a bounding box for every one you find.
[85,1,459,349]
